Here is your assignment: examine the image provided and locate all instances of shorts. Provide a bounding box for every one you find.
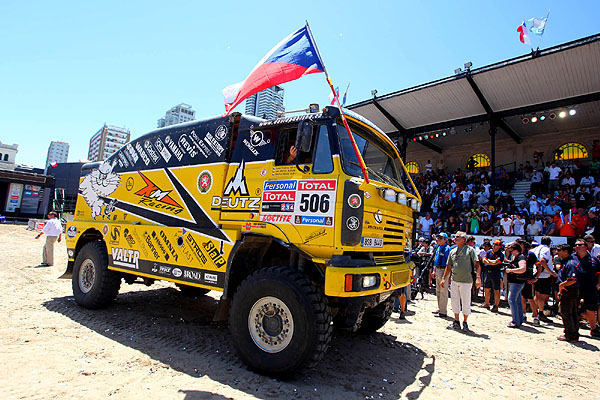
[483,269,501,291]
[580,290,599,312]
[534,277,553,295]
[521,283,534,300]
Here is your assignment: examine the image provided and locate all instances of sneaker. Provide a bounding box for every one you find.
[533,317,540,326]
[557,335,578,343]
[491,305,499,313]
[447,321,461,330]
[462,322,470,332]
[399,312,406,320]
[507,322,521,328]
[436,313,447,318]
[591,328,600,338]
[538,314,552,323]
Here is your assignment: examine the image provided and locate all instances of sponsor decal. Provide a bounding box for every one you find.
[111,247,140,269]
[298,180,336,191]
[172,267,183,278]
[374,210,383,224]
[135,142,150,166]
[348,194,362,208]
[243,130,270,156]
[183,269,203,282]
[151,231,171,261]
[132,230,148,257]
[125,143,139,164]
[79,160,120,220]
[117,152,130,168]
[67,225,77,239]
[154,138,172,163]
[243,222,266,231]
[185,234,208,264]
[144,232,161,259]
[144,140,160,164]
[178,134,198,158]
[204,131,224,157]
[294,215,332,226]
[212,196,260,210]
[304,228,327,244]
[223,160,249,196]
[126,177,134,191]
[159,230,179,262]
[202,241,226,269]
[103,224,109,235]
[346,216,360,231]
[189,130,212,158]
[134,171,183,214]
[262,214,293,223]
[165,135,184,161]
[204,273,218,284]
[197,170,213,194]
[361,237,384,248]
[260,169,267,177]
[109,225,121,245]
[364,191,371,199]
[214,124,228,141]
[123,228,136,246]
[264,180,297,191]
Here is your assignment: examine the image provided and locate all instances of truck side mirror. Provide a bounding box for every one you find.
[296,121,313,153]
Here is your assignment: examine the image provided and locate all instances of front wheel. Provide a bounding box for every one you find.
[229,266,332,376]
[72,241,121,309]
[357,296,394,334]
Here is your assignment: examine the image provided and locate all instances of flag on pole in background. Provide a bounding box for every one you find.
[517,20,532,46]
[329,86,339,105]
[342,82,350,106]
[528,17,547,36]
[222,25,325,116]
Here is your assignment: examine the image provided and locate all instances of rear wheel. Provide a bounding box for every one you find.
[229,266,332,376]
[72,241,121,309]
[357,296,394,334]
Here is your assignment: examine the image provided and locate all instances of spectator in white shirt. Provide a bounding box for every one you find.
[513,213,526,236]
[419,213,435,239]
[532,236,557,323]
[529,195,541,215]
[580,174,595,186]
[561,173,576,187]
[548,162,562,191]
[500,214,513,235]
[35,211,63,266]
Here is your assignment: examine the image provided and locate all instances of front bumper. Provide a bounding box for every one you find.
[324,261,414,297]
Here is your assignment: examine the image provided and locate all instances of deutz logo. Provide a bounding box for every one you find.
[135,171,184,214]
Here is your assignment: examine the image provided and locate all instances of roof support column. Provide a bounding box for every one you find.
[489,123,497,210]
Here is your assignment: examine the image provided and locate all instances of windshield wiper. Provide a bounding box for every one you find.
[349,161,399,188]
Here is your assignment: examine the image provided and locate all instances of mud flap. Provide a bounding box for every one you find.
[213,296,231,323]
[57,260,74,279]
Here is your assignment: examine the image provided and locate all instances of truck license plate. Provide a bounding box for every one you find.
[361,237,383,248]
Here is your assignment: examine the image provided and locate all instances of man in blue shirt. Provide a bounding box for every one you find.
[432,232,451,317]
[557,244,579,342]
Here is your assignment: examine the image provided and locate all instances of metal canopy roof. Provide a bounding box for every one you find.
[349,34,600,154]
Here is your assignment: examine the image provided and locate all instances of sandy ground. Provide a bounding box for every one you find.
[0,224,599,400]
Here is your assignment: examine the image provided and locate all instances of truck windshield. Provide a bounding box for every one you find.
[337,119,407,191]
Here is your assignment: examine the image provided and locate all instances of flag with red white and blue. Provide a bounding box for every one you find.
[222,25,325,116]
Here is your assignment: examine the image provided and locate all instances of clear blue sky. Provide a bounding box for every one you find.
[1,1,598,168]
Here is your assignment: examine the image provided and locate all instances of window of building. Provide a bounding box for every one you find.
[405,161,419,174]
[553,142,588,160]
[466,153,490,169]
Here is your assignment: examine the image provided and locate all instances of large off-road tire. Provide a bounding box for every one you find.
[72,241,121,309]
[176,284,210,297]
[229,266,332,377]
[357,296,394,334]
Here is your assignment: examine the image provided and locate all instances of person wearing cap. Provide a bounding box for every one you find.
[441,231,481,332]
[482,240,505,312]
[556,243,579,342]
[432,232,451,318]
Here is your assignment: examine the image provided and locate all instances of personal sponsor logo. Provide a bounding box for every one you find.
[144,140,160,164]
[165,135,184,161]
[178,134,198,158]
[374,210,383,224]
[214,125,228,141]
[264,180,297,191]
[67,225,77,239]
[294,215,332,226]
[109,225,121,245]
[135,171,183,214]
[346,216,360,231]
[197,170,213,193]
[135,142,150,166]
[348,194,362,208]
[154,138,172,163]
[304,228,327,244]
[202,241,226,269]
[204,131,224,157]
[111,247,140,269]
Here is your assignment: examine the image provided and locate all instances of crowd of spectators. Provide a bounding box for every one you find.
[414,144,600,245]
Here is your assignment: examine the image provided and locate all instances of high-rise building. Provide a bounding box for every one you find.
[157,103,196,128]
[45,141,69,169]
[88,124,130,162]
[245,85,285,120]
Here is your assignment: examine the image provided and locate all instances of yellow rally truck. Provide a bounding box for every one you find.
[63,105,421,375]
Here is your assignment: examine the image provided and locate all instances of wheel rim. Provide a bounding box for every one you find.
[248,296,294,353]
[78,258,96,294]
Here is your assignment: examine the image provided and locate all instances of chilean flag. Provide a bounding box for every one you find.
[517,20,532,47]
[222,25,325,116]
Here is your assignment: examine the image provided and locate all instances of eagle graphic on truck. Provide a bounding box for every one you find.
[63,105,421,376]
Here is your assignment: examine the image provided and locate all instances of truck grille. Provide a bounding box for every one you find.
[392,270,411,287]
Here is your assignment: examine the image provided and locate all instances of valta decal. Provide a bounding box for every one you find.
[111,248,140,269]
[135,171,184,214]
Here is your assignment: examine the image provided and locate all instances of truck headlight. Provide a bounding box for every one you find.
[397,192,407,205]
[362,275,378,288]
[383,189,396,202]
